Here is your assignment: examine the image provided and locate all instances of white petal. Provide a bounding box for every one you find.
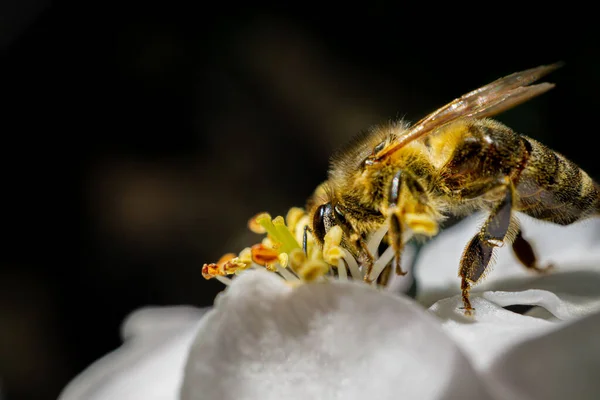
[482,289,600,321]
[181,269,492,400]
[59,306,207,400]
[415,213,600,306]
[487,309,600,400]
[431,294,556,370]
[431,287,600,370]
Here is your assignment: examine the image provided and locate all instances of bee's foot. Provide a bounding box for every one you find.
[531,263,555,274]
[459,306,475,317]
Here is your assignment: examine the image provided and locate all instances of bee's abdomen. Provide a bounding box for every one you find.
[515,137,599,225]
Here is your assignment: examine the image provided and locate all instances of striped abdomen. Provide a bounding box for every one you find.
[515,137,600,225]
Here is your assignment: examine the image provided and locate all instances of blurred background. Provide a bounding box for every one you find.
[1,1,598,399]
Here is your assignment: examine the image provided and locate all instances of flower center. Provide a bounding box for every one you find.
[202,207,396,287]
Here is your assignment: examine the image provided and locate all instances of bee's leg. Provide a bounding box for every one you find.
[459,184,514,316]
[386,170,435,276]
[387,171,408,276]
[331,205,375,281]
[512,229,554,273]
[389,213,408,276]
[303,225,312,255]
[354,235,376,282]
[376,264,393,286]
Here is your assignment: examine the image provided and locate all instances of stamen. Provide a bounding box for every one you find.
[251,244,280,271]
[367,225,389,257]
[285,207,306,232]
[215,276,232,286]
[323,226,344,265]
[293,215,312,247]
[205,207,409,289]
[288,248,306,273]
[342,249,363,280]
[297,259,329,282]
[248,213,269,234]
[276,264,301,282]
[368,245,395,281]
[337,258,348,280]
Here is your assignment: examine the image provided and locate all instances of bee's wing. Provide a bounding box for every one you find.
[370,63,562,164]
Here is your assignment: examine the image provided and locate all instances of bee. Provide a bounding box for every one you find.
[307,63,599,315]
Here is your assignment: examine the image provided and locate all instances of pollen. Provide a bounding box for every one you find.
[323,225,344,265]
[297,259,329,282]
[251,244,280,271]
[286,207,306,233]
[405,213,439,236]
[288,248,307,272]
[248,212,270,234]
[202,207,395,289]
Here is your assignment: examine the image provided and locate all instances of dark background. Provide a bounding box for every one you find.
[1,1,598,399]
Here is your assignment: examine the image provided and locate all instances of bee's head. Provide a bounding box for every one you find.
[312,202,334,244]
[311,201,350,244]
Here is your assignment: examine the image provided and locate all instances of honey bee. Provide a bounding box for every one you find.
[307,63,599,315]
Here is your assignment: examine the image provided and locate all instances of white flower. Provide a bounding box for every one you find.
[59,214,600,400]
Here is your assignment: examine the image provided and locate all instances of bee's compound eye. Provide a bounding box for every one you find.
[313,203,334,243]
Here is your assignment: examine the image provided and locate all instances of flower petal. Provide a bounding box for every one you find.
[430,287,600,370]
[482,289,600,321]
[415,213,600,306]
[487,308,600,400]
[430,293,556,370]
[181,269,492,400]
[59,306,207,400]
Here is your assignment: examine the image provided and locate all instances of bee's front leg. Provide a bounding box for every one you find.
[386,170,437,277]
[460,183,515,316]
[386,171,408,277]
[389,213,407,276]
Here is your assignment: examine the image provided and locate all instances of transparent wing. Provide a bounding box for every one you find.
[369,63,562,164]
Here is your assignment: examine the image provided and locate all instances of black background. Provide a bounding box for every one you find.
[1,1,598,399]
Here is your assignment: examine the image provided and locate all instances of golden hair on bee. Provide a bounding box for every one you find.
[205,63,597,318]
[307,63,600,316]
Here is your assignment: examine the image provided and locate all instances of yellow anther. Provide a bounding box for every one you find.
[272,215,286,226]
[223,257,249,274]
[238,247,252,264]
[201,263,221,279]
[324,225,343,246]
[248,212,271,234]
[217,253,236,264]
[251,243,280,266]
[201,253,238,279]
[278,253,289,268]
[264,263,278,272]
[297,259,329,282]
[293,215,312,250]
[288,248,306,272]
[285,207,306,232]
[323,225,344,265]
[262,236,278,249]
[323,245,344,265]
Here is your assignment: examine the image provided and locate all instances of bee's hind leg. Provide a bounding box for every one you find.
[512,229,554,273]
[459,184,515,316]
